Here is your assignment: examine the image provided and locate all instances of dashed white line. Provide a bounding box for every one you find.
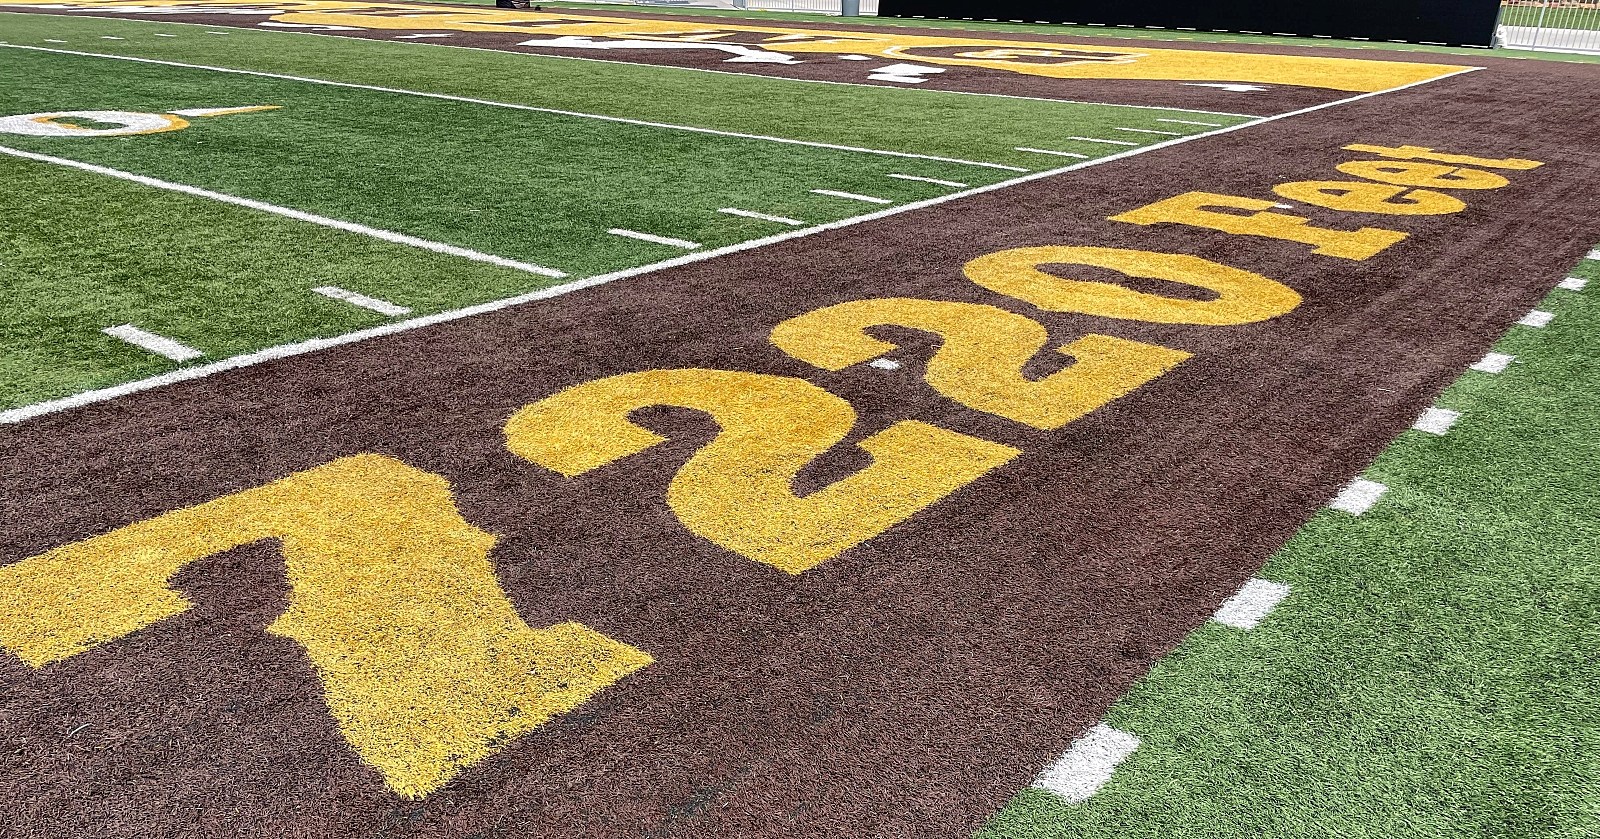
[1014,147,1090,159]
[1471,352,1515,373]
[1211,578,1291,630]
[0,45,1027,173]
[1412,406,1461,436]
[1329,478,1387,516]
[1067,136,1141,146]
[44,39,67,43]
[607,228,701,249]
[153,33,177,37]
[1558,276,1588,291]
[810,189,892,205]
[0,144,569,278]
[313,285,412,317]
[886,173,968,188]
[1114,127,1183,136]
[1156,118,1223,127]
[99,36,124,40]
[1518,310,1554,327]
[102,324,203,362]
[868,357,901,370]
[392,33,452,39]
[1031,724,1140,804]
[718,207,803,226]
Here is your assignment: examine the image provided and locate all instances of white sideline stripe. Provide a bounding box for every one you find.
[1114,126,1183,136]
[0,144,569,278]
[0,66,1482,425]
[1329,478,1387,516]
[1558,276,1588,291]
[1518,309,1554,327]
[1031,724,1140,804]
[1471,351,1515,373]
[886,173,968,188]
[811,188,892,204]
[1015,147,1090,159]
[718,207,802,225]
[1412,406,1461,436]
[102,324,203,361]
[1156,117,1223,127]
[1067,136,1141,146]
[41,15,1259,119]
[607,228,701,249]
[312,285,411,316]
[1211,578,1291,630]
[0,44,1026,172]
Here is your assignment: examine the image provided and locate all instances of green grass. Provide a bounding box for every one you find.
[510,1,1600,64]
[0,15,1245,411]
[979,254,1600,838]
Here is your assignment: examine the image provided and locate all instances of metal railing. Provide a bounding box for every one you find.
[1499,1,1600,53]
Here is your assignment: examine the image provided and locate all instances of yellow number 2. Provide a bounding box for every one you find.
[505,369,1019,574]
[0,454,650,799]
[770,298,1190,430]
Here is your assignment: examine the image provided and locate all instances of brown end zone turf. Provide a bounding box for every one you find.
[2,52,1600,839]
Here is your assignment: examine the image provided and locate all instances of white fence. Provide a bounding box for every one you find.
[1499,1,1600,53]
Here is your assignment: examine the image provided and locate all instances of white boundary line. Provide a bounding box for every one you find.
[0,11,1264,119]
[0,144,571,278]
[0,42,1027,172]
[0,64,1480,425]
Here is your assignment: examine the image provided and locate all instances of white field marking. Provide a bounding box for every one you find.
[607,228,701,249]
[1031,724,1140,804]
[0,45,1027,172]
[1015,147,1090,159]
[102,324,203,362]
[1558,276,1588,291]
[1156,117,1223,127]
[886,173,967,188]
[55,16,1262,118]
[868,357,901,370]
[1329,478,1387,516]
[1518,309,1554,327]
[1067,136,1141,146]
[718,207,803,226]
[1589,249,1600,260]
[44,38,68,42]
[1114,126,1183,136]
[392,33,451,39]
[0,144,569,278]
[839,54,872,60]
[1471,351,1515,373]
[1412,406,1461,436]
[811,188,892,204]
[99,35,123,39]
[312,285,412,317]
[1211,578,1291,630]
[153,33,176,36]
[0,66,1483,425]
[867,73,927,84]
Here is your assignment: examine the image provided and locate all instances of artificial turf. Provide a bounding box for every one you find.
[979,253,1600,838]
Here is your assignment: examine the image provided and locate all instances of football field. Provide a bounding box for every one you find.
[0,3,1597,837]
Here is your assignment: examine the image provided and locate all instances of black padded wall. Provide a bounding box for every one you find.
[876,0,1503,47]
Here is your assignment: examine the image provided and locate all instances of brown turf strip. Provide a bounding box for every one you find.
[9,4,1395,114]
[3,56,1600,839]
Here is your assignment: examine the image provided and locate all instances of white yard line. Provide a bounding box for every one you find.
[1114,126,1183,136]
[0,43,1028,172]
[1412,406,1461,436]
[719,207,804,226]
[0,144,570,278]
[1015,147,1090,159]
[1031,724,1140,804]
[811,188,893,204]
[312,285,412,316]
[1211,578,1291,630]
[1518,309,1554,327]
[101,324,203,361]
[1067,136,1141,146]
[1328,478,1388,515]
[1156,117,1223,127]
[0,66,1481,425]
[1558,276,1588,291]
[607,228,701,249]
[886,173,967,188]
[1470,351,1515,373]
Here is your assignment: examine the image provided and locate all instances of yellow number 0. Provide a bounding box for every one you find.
[505,369,1019,574]
[770,298,1190,430]
[0,455,650,799]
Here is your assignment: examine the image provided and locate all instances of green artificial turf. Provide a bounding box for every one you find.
[979,253,1600,838]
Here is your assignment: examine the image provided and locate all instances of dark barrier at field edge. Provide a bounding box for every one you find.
[876,0,1503,48]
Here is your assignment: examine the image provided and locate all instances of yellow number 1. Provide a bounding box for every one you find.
[0,454,650,799]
